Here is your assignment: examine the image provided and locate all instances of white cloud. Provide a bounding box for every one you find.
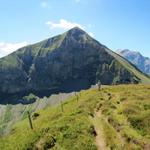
[46,19,95,38]
[46,19,85,30]
[0,42,28,58]
[88,32,94,37]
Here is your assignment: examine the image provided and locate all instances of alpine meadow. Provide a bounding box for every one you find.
[0,0,150,150]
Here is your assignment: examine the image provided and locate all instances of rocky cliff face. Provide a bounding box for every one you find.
[0,28,149,103]
[117,49,150,75]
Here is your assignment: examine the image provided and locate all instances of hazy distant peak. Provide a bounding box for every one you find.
[117,49,150,75]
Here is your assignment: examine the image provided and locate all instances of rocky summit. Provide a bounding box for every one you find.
[117,49,150,75]
[0,27,150,103]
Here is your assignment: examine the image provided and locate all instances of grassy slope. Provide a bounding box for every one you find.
[0,32,66,70]
[0,85,150,150]
[106,49,150,84]
[15,32,66,57]
[0,93,74,136]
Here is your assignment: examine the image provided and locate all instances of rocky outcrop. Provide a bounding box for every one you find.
[117,49,150,75]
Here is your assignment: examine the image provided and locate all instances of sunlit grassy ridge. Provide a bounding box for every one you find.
[0,85,150,150]
[0,93,74,136]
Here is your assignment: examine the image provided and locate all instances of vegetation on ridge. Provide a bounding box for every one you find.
[0,84,150,150]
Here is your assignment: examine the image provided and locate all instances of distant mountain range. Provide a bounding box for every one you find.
[0,27,150,103]
[117,49,150,75]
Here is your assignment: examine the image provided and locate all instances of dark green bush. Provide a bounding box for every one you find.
[23,93,37,104]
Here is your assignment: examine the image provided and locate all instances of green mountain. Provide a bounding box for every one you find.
[0,27,150,102]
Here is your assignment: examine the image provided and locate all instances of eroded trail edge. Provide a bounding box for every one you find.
[91,110,108,150]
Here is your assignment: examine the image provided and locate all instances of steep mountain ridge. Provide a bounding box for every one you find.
[117,49,150,75]
[0,27,150,103]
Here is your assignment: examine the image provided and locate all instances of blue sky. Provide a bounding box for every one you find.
[0,0,150,57]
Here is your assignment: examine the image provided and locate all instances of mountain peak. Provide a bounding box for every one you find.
[66,27,87,36]
[68,26,85,32]
[117,49,150,75]
[117,49,142,56]
[116,49,130,54]
[0,29,150,103]
[62,27,91,44]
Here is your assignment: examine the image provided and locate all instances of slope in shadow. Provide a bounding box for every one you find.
[0,78,91,105]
